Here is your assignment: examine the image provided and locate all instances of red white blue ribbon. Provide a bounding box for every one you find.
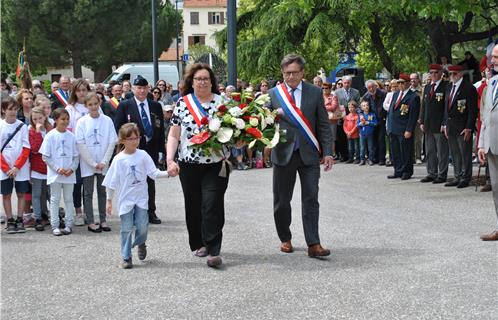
[53,89,69,107]
[183,93,208,128]
[275,83,321,154]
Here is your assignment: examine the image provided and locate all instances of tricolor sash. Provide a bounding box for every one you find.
[109,97,119,109]
[53,89,69,107]
[183,93,208,128]
[275,84,321,153]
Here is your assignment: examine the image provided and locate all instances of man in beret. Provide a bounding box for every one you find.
[113,75,166,224]
[387,73,421,180]
[419,64,450,183]
[443,65,478,189]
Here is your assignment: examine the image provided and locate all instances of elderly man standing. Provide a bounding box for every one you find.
[362,80,387,164]
[269,54,334,257]
[102,84,123,121]
[443,65,478,189]
[419,64,449,183]
[387,73,420,180]
[50,76,71,110]
[478,44,498,241]
[335,76,360,161]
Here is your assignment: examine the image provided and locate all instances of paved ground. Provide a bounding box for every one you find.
[1,162,497,319]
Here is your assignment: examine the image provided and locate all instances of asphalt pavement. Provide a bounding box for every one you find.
[1,162,497,319]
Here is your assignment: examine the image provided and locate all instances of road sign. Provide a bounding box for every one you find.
[182,54,189,61]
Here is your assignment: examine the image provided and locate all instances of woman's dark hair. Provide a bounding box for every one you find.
[1,95,19,115]
[151,86,162,101]
[51,107,70,120]
[183,63,220,95]
[68,79,91,105]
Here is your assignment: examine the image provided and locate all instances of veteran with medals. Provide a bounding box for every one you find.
[268,54,334,258]
[443,65,478,189]
[113,75,166,224]
[419,64,449,184]
[387,73,421,180]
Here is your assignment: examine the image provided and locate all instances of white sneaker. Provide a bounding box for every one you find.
[74,214,85,226]
[52,228,63,236]
[62,226,72,235]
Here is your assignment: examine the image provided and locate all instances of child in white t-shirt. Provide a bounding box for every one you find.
[75,92,117,233]
[103,123,168,269]
[40,108,79,236]
[0,96,30,234]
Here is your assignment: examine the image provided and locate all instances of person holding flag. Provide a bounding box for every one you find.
[268,54,334,258]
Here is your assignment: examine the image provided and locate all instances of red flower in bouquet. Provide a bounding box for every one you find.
[239,103,247,109]
[246,127,263,139]
[275,115,281,122]
[218,105,227,112]
[242,115,251,121]
[200,116,209,125]
[190,131,210,144]
[232,93,241,102]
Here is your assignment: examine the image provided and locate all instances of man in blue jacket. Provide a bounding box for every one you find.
[387,73,421,180]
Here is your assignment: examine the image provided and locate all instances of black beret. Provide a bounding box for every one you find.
[133,75,148,86]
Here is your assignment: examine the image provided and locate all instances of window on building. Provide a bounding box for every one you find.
[190,12,199,25]
[188,36,206,46]
[208,12,225,25]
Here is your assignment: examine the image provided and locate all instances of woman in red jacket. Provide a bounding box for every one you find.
[29,107,52,231]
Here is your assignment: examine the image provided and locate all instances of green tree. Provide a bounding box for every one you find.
[1,0,181,81]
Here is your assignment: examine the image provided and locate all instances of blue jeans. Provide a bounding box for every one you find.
[347,138,360,160]
[360,135,375,160]
[120,205,149,260]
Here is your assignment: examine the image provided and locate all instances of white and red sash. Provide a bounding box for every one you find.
[275,83,321,153]
[53,89,69,107]
[109,97,119,109]
[183,93,208,128]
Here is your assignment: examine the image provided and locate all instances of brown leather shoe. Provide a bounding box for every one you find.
[308,244,330,257]
[280,241,293,253]
[480,231,498,241]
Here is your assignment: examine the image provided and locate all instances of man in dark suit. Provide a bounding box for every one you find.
[114,75,166,224]
[387,73,421,180]
[362,80,387,164]
[443,65,478,189]
[334,75,360,161]
[419,64,449,183]
[101,84,122,121]
[268,54,334,258]
[50,75,71,110]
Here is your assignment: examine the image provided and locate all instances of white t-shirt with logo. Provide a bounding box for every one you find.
[40,129,78,184]
[66,103,89,132]
[0,119,30,181]
[75,114,117,178]
[102,149,162,216]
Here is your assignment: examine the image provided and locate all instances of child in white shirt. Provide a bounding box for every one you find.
[75,92,117,233]
[1,96,30,234]
[103,123,168,269]
[40,108,79,236]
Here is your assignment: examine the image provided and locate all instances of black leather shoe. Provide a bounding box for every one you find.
[387,175,401,179]
[444,180,459,187]
[148,212,162,224]
[420,176,435,183]
[432,177,446,184]
[379,161,386,166]
[457,181,469,189]
[138,243,147,260]
[401,174,411,180]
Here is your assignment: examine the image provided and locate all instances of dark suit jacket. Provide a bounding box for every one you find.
[113,98,166,164]
[420,80,449,133]
[269,81,332,166]
[443,79,478,135]
[362,89,387,121]
[50,90,70,111]
[387,89,420,135]
[101,99,119,121]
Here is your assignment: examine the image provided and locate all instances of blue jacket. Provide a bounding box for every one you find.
[357,111,377,137]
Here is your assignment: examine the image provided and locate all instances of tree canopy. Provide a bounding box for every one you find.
[1,0,181,81]
[216,0,498,81]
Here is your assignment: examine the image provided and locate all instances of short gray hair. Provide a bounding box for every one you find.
[281,54,306,70]
[365,79,377,88]
[342,75,352,82]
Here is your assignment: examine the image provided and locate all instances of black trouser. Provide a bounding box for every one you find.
[373,119,386,163]
[273,152,321,246]
[390,133,414,177]
[335,123,348,160]
[179,161,229,256]
[147,177,156,214]
[73,166,82,209]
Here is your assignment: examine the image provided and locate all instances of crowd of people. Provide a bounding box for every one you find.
[2,47,498,270]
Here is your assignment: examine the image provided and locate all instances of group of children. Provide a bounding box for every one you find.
[1,86,168,269]
[342,100,379,165]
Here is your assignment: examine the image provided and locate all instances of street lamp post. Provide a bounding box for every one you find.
[175,0,180,79]
[152,0,159,84]
[227,0,237,87]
